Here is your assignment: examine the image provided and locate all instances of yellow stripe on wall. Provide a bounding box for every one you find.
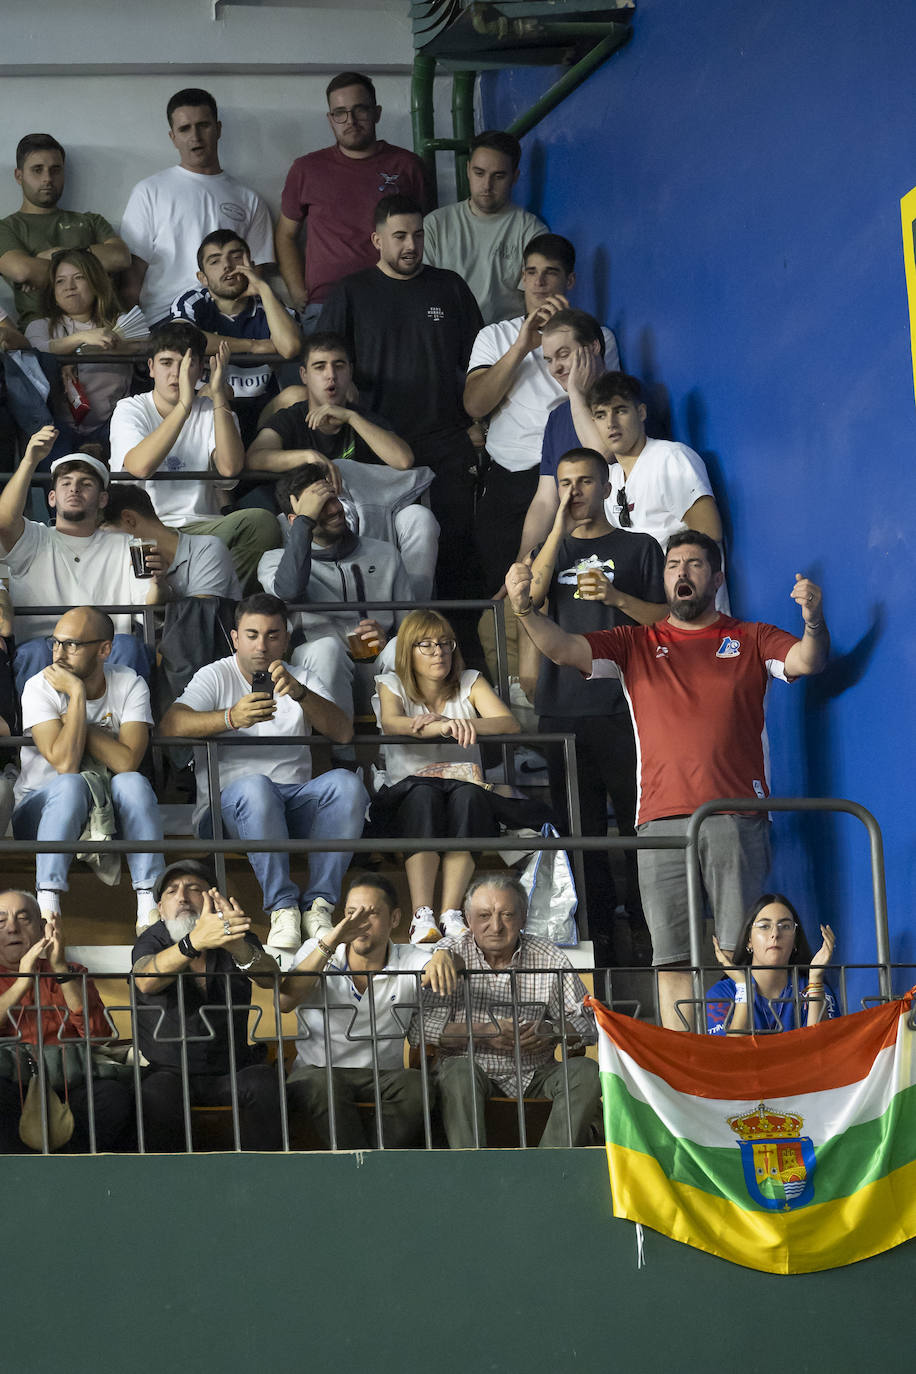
[606,1144,916,1274]
[900,186,916,410]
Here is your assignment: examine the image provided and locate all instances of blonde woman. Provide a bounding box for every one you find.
[372,609,548,943]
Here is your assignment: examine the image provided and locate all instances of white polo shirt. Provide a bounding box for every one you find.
[290,939,436,1070]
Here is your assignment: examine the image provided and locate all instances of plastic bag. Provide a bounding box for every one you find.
[519,822,579,947]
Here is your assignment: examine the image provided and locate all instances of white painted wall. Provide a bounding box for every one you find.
[0,0,459,313]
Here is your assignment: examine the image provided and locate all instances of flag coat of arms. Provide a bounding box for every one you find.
[587,992,916,1274]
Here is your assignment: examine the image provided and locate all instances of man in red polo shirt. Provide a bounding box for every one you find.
[505,529,830,1029]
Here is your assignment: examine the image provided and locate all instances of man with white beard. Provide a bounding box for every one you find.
[131,861,283,1150]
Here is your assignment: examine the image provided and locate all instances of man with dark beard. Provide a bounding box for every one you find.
[171,231,301,444]
[505,530,830,1030]
[131,861,283,1150]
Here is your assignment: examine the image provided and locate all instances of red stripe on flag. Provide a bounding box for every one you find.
[586,994,910,1099]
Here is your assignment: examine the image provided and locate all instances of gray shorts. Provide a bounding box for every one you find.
[637,814,771,966]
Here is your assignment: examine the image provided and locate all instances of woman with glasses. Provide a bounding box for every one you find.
[706,893,837,1033]
[372,608,546,944]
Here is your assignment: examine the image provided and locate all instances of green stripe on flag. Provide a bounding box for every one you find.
[601,1073,916,1210]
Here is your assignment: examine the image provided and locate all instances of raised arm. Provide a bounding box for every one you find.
[206,342,245,478]
[29,668,88,775]
[517,475,561,563]
[133,890,275,994]
[121,350,196,477]
[0,426,58,550]
[464,297,567,419]
[782,575,830,677]
[239,262,301,360]
[506,561,594,675]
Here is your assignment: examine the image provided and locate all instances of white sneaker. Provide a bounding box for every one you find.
[267,907,301,951]
[409,907,440,945]
[439,910,467,940]
[301,896,335,940]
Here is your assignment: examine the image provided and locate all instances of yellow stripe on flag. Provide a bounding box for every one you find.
[606,1144,916,1275]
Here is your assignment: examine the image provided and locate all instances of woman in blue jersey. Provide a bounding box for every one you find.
[706,893,837,1034]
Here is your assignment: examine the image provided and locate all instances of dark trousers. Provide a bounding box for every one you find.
[540,712,641,966]
[287,1065,428,1149]
[413,429,483,604]
[474,462,539,594]
[0,1074,134,1153]
[138,1064,283,1151]
[372,776,498,840]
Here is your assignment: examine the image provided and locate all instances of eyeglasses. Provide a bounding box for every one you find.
[615,485,633,528]
[414,638,456,655]
[328,103,374,125]
[46,636,106,652]
[751,920,798,936]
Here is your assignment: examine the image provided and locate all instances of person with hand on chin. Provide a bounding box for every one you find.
[131,862,283,1151]
[281,872,459,1149]
[706,893,838,1033]
[109,319,279,591]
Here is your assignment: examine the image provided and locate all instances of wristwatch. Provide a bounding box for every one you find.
[177,933,199,959]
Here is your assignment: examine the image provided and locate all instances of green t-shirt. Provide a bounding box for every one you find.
[0,208,116,324]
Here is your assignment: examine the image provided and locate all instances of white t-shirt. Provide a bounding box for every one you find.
[372,669,484,786]
[291,937,435,1070]
[606,438,714,547]
[174,654,333,825]
[16,663,152,800]
[120,166,274,324]
[109,393,239,525]
[0,521,148,642]
[467,318,619,473]
[423,201,548,325]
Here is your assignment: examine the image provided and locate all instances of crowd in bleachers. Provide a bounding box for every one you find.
[0,73,837,1152]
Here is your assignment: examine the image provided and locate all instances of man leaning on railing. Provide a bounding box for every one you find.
[413,873,600,1148]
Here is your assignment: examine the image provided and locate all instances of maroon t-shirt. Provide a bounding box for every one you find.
[280,141,428,303]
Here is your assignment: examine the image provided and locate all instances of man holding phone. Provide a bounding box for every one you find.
[159,592,368,956]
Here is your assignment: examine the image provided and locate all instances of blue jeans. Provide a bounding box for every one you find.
[13,634,152,696]
[12,772,166,892]
[200,770,368,912]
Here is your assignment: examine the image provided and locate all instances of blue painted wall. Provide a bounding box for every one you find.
[481,0,916,978]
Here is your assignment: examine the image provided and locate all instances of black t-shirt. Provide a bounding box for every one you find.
[317,265,483,442]
[266,400,392,466]
[132,922,264,1076]
[535,529,665,717]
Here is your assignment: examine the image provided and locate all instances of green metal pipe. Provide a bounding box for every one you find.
[451,69,476,201]
[506,28,631,142]
[410,52,438,195]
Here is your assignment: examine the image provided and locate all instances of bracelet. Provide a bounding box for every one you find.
[54,972,77,985]
[233,944,260,971]
[515,603,533,618]
[316,938,335,960]
[805,620,826,635]
[225,707,234,730]
[177,933,199,959]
